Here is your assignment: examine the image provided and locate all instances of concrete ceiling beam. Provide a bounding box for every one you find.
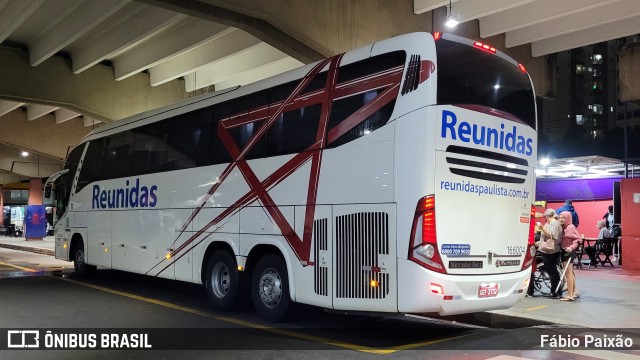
[54,108,81,124]
[480,0,621,38]
[83,116,100,127]
[183,42,299,91]
[112,19,228,81]
[506,0,640,47]
[452,0,536,22]
[0,109,87,161]
[0,0,44,44]
[135,0,326,63]
[413,0,457,14]
[29,0,129,66]
[26,104,59,121]
[0,46,189,122]
[532,15,640,56]
[0,100,24,117]
[71,4,184,74]
[149,28,261,86]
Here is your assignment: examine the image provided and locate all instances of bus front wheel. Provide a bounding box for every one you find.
[72,241,96,277]
[205,250,244,310]
[251,253,292,322]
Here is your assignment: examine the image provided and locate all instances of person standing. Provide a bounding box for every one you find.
[556,200,579,228]
[559,211,581,301]
[540,209,563,298]
[603,205,614,230]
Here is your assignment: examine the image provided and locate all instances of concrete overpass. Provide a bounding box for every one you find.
[1,0,639,182]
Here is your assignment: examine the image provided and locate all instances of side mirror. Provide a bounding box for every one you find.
[44,184,52,199]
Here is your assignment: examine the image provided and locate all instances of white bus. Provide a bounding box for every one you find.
[51,32,537,322]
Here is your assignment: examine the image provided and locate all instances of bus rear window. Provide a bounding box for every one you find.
[436,39,535,129]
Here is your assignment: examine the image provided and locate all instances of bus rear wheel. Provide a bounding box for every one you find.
[205,250,244,310]
[251,253,292,322]
[72,241,96,277]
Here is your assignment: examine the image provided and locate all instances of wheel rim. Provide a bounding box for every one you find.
[211,262,231,298]
[75,249,85,266]
[258,268,282,308]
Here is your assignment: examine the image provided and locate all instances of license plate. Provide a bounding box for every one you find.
[478,283,499,298]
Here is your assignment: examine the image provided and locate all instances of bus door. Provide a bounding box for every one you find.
[434,105,536,275]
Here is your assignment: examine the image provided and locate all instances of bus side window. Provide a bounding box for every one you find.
[216,92,269,161]
[166,109,213,170]
[325,52,405,148]
[326,92,396,148]
[266,104,321,156]
[103,131,134,179]
[132,121,168,176]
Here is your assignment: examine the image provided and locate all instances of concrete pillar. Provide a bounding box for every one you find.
[27,178,43,240]
[28,178,42,205]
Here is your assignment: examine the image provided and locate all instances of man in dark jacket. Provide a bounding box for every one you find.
[556,200,579,228]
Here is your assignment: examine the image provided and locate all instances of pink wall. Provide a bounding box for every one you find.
[545,200,611,238]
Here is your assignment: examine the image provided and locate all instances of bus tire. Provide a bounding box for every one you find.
[205,250,244,311]
[251,253,292,322]
[73,241,96,277]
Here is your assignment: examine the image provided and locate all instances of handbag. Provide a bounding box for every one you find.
[538,238,556,253]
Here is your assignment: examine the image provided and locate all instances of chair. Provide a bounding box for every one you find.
[6,224,15,238]
[573,240,587,269]
[594,237,617,267]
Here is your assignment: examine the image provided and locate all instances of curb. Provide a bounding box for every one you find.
[0,243,54,256]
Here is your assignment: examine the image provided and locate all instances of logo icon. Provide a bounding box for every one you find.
[7,330,39,348]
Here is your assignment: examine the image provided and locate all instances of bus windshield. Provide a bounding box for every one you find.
[436,38,536,129]
[55,145,83,221]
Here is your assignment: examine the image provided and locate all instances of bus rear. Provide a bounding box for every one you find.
[397,33,537,315]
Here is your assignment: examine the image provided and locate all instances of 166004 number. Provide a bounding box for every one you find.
[506,246,526,255]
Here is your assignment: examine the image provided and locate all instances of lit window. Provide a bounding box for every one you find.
[593,104,603,114]
[593,54,603,64]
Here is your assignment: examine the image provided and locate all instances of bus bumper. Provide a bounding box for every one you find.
[397,259,529,315]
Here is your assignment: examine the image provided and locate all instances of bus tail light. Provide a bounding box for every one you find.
[408,195,446,274]
[473,41,497,54]
[518,63,527,73]
[521,205,537,271]
[433,32,442,41]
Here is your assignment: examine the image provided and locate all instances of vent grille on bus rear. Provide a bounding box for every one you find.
[445,145,529,184]
[335,212,389,299]
[314,218,328,296]
[401,55,421,95]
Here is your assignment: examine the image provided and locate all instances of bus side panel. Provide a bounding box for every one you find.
[87,211,112,269]
[111,210,140,273]
[138,210,174,275]
[316,127,395,205]
[332,203,397,312]
[239,205,295,236]
[293,205,333,309]
[394,107,437,262]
